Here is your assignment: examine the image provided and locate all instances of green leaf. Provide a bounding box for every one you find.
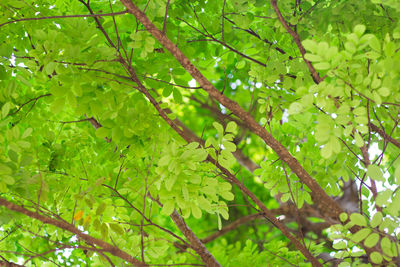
[212,122,224,136]
[376,190,392,206]
[288,102,303,115]
[45,62,56,75]
[236,61,245,69]
[222,140,236,152]
[165,175,177,191]
[96,203,106,215]
[321,142,332,159]
[225,121,237,133]
[109,223,125,235]
[364,233,379,248]
[191,205,202,219]
[350,228,371,243]
[50,98,65,114]
[370,252,383,264]
[3,175,15,185]
[162,86,173,97]
[1,102,11,118]
[217,213,222,230]
[378,87,390,97]
[367,165,384,181]
[345,42,356,54]
[161,200,175,216]
[158,155,170,166]
[0,65,7,80]
[220,191,234,201]
[100,223,109,239]
[173,88,182,103]
[369,35,381,52]
[21,128,33,139]
[350,213,367,226]
[354,25,366,37]
[314,62,331,70]
[354,133,364,147]
[333,241,347,250]
[0,164,12,175]
[395,165,400,184]
[370,212,383,228]
[50,85,68,97]
[186,142,199,150]
[353,107,366,116]
[381,237,393,256]
[304,53,322,62]
[145,36,156,45]
[302,39,317,53]
[339,212,348,222]
[95,127,109,139]
[365,51,381,59]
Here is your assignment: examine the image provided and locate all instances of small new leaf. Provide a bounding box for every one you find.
[339,212,348,222]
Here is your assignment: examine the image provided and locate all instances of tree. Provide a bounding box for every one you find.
[0,0,400,265]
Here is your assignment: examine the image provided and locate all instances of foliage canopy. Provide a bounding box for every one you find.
[1,0,400,266]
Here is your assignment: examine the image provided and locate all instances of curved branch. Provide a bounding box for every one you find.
[0,198,147,267]
[9,94,51,116]
[123,61,322,266]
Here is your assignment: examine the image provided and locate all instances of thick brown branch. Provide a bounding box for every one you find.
[0,198,147,267]
[123,62,321,266]
[119,0,342,223]
[170,211,221,267]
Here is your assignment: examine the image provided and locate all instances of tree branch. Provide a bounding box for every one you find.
[0,10,128,28]
[9,94,51,116]
[369,123,400,149]
[269,0,321,83]
[0,198,147,267]
[201,213,263,244]
[0,260,25,267]
[122,61,322,266]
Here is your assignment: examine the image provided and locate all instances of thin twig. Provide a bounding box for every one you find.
[0,10,128,28]
[162,0,170,34]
